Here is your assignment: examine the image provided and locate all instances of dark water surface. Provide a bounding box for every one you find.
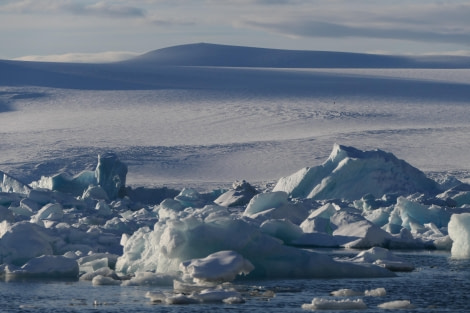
[1,251,468,312]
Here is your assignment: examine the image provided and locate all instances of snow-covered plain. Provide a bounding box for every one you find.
[1,43,470,311]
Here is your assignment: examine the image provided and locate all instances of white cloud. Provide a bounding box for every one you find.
[2,0,470,57]
[13,51,141,63]
[232,1,470,46]
[0,0,146,18]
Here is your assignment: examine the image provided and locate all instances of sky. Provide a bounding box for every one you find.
[1,0,470,62]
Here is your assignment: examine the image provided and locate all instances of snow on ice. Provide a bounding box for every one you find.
[1,144,470,305]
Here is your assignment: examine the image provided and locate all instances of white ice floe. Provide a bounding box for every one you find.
[180,250,254,282]
[92,274,121,286]
[146,286,245,305]
[214,180,258,207]
[301,298,367,310]
[449,213,470,258]
[330,288,364,297]
[377,299,415,309]
[349,247,415,272]
[243,191,308,224]
[330,287,386,297]
[5,255,79,279]
[120,271,176,286]
[364,287,387,297]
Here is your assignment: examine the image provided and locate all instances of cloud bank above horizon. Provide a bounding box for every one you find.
[2,0,470,62]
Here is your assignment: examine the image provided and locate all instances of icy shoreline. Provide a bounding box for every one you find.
[2,144,470,279]
[3,143,470,306]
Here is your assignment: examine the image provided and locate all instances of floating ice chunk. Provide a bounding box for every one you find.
[259,219,303,244]
[81,185,109,201]
[349,247,414,272]
[80,267,119,281]
[174,188,206,208]
[331,211,392,249]
[165,293,199,305]
[0,171,31,194]
[121,271,176,286]
[214,180,257,207]
[8,204,33,218]
[437,183,470,206]
[92,274,121,286]
[330,287,386,297]
[145,291,168,303]
[146,287,244,305]
[377,300,415,309]
[95,200,113,217]
[363,207,393,227]
[301,298,367,310]
[180,250,254,282]
[452,191,470,206]
[433,235,453,250]
[244,191,288,216]
[364,287,386,297]
[116,206,394,279]
[390,196,451,231]
[223,296,245,304]
[35,170,96,196]
[275,144,439,200]
[156,198,186,220]
[448,213,470,258]
[194,288,243,303]
[243,191,308,224]
[33,203,64,221]
[95,153,127,200]
[330,289,363,297]
[0,221,55,265]
[6,255,79,279]
[79,257,109,273]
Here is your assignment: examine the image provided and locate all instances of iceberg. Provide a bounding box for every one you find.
[0,145,467,282]
[448,213,470,258]
[4,255,79,279]
[33,153,128,200]
[243,191,308,224]
[0,221,56,265]
[0,171,31,194]
[37,171,96,197]
[95,153,128,200]
[116,203,394,279]
[274,144,440,200]
[214,180,258,207]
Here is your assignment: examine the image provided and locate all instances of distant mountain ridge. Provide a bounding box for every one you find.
[1,43,470,91]
[124,43,470,68]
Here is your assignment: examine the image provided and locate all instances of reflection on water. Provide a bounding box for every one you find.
[1,251,469,313]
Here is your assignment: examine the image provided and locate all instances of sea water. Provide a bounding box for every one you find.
[1,250,468,312]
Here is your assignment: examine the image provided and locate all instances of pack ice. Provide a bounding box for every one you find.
[2,144,470,285]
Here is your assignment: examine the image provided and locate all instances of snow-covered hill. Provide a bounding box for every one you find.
[126,43,470,68]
